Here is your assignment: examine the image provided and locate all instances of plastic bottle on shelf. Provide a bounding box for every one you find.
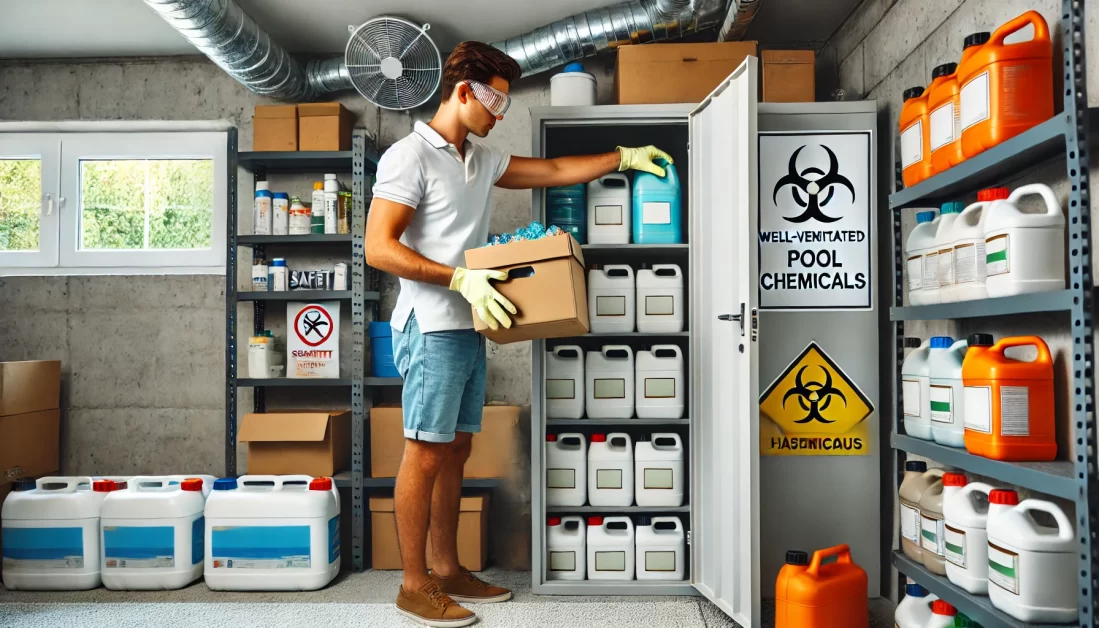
[924,600,956,628]
[982,183,1066,298]
[586,516,635,580]
[586,346,635,419]
[900,87,932,188]
[927,63,960,176]
[939,33,992,171]
[932,202,965,297]
[906,210,939,305]
[901,338,933,440]
[288,197,311,235]
[323,174,339,235]
[545,346,584,420]
[588,433,634,507]
[586,174,631,244]
[546,184,587,244]
[546,516,586,581]
[940,188,1007,303]
[634,345,685,420]
[588,265,636,334]
[899,462,944,563]
[634,433,684,507]
[918,472,948,575]
[253,181,273,235]
[635,516,685,580]
[928,336,968,448]
[635,264,684,333]
[894,581,937,628]
[942,472,995,594]
[272,192,290,236]
[545,434,587,507]
[311,182,326,234]
[632,161,683,244]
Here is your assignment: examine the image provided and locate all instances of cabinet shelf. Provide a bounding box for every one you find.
[579,332,690,338]
[237,290,381,302]
[364,377,403,386]
[546,418,688,426]
[238,378,351,387]
[545,505,689,514]
[890,290,1074,321]
[237,234,352,245]
[237,150,355,174]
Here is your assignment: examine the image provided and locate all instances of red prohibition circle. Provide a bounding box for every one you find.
[293,304,334,347]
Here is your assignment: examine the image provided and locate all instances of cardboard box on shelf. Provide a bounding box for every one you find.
[615,41,758,104]
[253,105,298,152]
[762,50,816,103]
[239,410,350,477]
[370,493,490,571]
[1,360,60,417]
[463,234,588,344]
[0,409,60,487]
[370,404,521,478]
[298,103,354,152]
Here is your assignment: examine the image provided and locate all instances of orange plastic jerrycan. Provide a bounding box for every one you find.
[957,11,1053,158]
[775,544,869,628]
[900,86,932,188]
[962,335,1056,461]
[927,62,959,176]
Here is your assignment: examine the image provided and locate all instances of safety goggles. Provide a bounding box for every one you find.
[466,80,511,117]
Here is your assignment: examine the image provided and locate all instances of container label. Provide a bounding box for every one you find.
[930,101,956,151]
[192,516,204,565]
[930,384,953,424]
[945,524,966,568]
[644,551,676,572]
[1000,386,1030,436]
[546,469,576,489]
[328,515,340,565]
[953,242,987,284]
[104,525,175,569]
[921,513,945,556]
[922,252,939,290]
[593,379,626,399]
[2,526,84,570]
[645,295,675,316]
[596,469,623,489]
[988,542,1019,595]
[641,202,672,225]
[902,378,921,418]
[937,248,954,287]
[546,379,576,400]
[643,468,674,489]
[549,551,576,572]
[900,503,920,543]
[960,71,991,131]
[985,234,1009,276]
[595,295,627,317]
[907,255,922,291]
[211,525,311,569]
[964,386,993,433]
[644,378,675,399]
[594,550,626,571]
[900,120,923,169]
[594,205,623,225]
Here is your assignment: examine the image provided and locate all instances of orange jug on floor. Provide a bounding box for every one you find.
[962,335,1056,461]
[775,545,869,628]
[900,86,932,187]
[957,11,1053,158]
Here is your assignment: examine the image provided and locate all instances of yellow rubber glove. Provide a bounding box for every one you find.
[450,267,517,330]
[617,145,674,177]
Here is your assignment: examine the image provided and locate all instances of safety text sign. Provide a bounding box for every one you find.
[758,131,872,310]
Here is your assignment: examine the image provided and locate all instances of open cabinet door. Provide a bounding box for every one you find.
[689,57,760,627]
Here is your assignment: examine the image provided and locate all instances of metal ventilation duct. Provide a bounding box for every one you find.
[717,0,764,42]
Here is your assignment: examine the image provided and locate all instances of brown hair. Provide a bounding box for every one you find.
[440,41,522,101]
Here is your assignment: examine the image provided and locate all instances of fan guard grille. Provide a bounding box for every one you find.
[345,17,442,110]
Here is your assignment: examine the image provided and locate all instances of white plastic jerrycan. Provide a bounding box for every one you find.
[894,580,937,628]
[635,264,684,333]
[588,433,634,507]
[986,490,1077,623]
[586,515,635,580]
[588,265,636,334]
[942,473,996,595]
[932,202,965,297]
[906,210,939,305]
[634,433,684,507]
[928,336,967,448]
[983,183,1066,298]
[901,338,933,440]
[545,433,587,507]
[587,174,632,244]
[546,346,584,420]
[940,189,1005,302]
[634,345,685,420]
[546,516,586,581]
[586,345,635,419]
[635,516,685,580]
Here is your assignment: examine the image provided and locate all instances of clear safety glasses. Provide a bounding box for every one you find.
[466,80,511,117]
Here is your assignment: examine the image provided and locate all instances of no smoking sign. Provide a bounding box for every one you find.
[287,301,340,378]
[293,304,333,347]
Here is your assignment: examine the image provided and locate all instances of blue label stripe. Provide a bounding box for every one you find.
[328,515,340,564]
[192,517,204,565]
[104,526,174,560]
[3,527,83,560]
[211,525,310,560]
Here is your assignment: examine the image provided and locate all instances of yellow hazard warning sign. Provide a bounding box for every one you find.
[760,341,874,456]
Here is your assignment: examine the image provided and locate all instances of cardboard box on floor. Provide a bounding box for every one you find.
[615,41,758,104]
[370,404,520,478]
[762,50,816,103]
[463,233,588,344]
[1,360,61,417]
[0,360,61,495]
[298,103,354,151]
[239,410,350,477]
[370,493,490,571]
[253,104,298,152]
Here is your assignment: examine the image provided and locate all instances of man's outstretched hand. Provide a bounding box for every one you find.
[617,145,674,177]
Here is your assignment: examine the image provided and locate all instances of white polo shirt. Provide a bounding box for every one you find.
[372,121,511,333]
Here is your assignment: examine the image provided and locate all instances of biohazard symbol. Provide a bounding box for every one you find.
[760,342,874,435]
[772,145,856,224]
[782,365,846,424]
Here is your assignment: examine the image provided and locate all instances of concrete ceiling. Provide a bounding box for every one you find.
[0,0,861,59]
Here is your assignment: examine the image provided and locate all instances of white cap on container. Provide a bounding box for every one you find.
[324,173,337,180]
[255,181,270,191]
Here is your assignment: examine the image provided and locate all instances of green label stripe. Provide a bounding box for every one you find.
[945,541,964,555]
[922,529,936,542]
[989,560,1015,577]
[986,250,1008,263]
[930,401,950,412]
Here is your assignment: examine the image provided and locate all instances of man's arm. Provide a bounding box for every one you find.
[495,146,673,190]
[364,197,454,286]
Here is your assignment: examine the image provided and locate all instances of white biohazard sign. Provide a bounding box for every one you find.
[757,131,873,310]
[287,301,339,378]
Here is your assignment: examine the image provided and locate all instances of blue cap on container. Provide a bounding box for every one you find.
[930,336,954,348]
[271,258,287,267]
[905,461,927,472]
[273,192,289,200]
[213,478,237,491]
[905,583,928,597]
[940,201,965,214]
[916,211,936,223]
[563,62,585,73]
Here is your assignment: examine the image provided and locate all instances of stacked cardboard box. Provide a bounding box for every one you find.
[370,493,490,571]
[238,410,351,476]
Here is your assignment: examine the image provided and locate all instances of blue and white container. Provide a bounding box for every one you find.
[632,161,683,244]
[368,322,401,378]
[587,174,631,244]
[550,62,597,106]
[546,184,587,244]
[204,475,340,591]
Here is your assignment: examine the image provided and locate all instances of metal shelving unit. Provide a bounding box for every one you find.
[237,290,359,301]
[237,378,353,387]
[238,234,353,245]
[888,5,1095,624]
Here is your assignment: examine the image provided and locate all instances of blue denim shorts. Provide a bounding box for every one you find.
[391,311,486,443]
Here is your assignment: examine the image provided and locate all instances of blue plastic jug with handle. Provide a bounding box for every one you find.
[632,159,683,244]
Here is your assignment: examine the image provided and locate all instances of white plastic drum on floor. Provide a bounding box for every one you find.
[634,433,684,507]
[101,476,206,590]
[635,345,684,420]
[546,516,586,581]
[587,174,632,244]
[635,264,684,333]
[588,433,634,507]
[586,345,635,419]
[635,516,685,580]
[2,477,117,591]
[545,434,587,507]
[546,346,584,420]
[204,475,340,591]
[587,516,635,580]
[588,265,636,334]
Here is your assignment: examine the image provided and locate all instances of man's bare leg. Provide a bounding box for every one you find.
[395,438,447,592]
[428,432,473,578]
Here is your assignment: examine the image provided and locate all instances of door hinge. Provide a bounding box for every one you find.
[718,303,746,336]
[686,530,691,546]
[751,307,759,342]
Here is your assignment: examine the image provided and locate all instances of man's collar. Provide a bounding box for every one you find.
[414,121,471,151]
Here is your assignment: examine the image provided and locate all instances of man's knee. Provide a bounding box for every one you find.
[448,433,473,463]
[402,439,448,474]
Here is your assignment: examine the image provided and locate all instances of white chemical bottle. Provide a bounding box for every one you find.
[272,193,289,236]
[928,336,967,448]
[900,338,932,440]
[311,181,325,234]
[288,197,311,235]
[942,473,995,594]
[932,202,965,297]
[253,181,273,235]
[983,183,1066,298]
[906,210,939,305]
[634,516,685,580]
[546,516,586,581]
[545,433,587,507]
[586,516,635,581]
[940,189,1005,302]
[545,346,584,420]
[588,433,634,507]
[323,174,339,235]
[894,581,937,628]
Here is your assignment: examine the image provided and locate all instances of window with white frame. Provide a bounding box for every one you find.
[0,131,227,274]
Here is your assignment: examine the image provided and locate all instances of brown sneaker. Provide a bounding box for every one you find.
[395,580,477,627]
[430,567,513,603]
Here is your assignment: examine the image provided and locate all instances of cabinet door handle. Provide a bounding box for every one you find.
[717,303,746,336]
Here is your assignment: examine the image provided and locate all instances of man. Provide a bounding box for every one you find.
[367,41,672,627]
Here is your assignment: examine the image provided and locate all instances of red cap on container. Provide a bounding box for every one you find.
[180,478,204,492]
[92,480,117,492]
[590,434,607,443]
[547,517,562,526]
[942,473,968,487]
[989,489,1019,505]
[978,187,1010,202]
[587,516,604,526]
[932,600,956,615]
[309,477,333,491]
[546,434,557,442]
